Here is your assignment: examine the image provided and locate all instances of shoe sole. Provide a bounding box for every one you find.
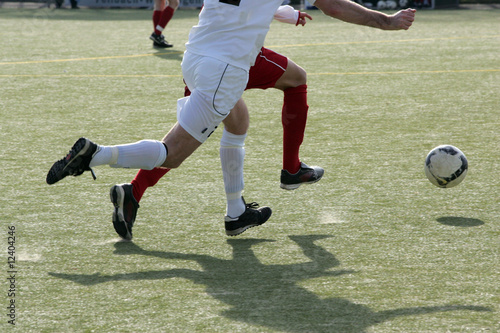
[46,138,93,185]
[225,209,272,236]
[153,42,173,48]
[225,224,259,236]
[280,174,323,190]
[110,185,132,240]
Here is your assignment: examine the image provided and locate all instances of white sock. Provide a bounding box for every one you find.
[89,146,119,167]
[89,140,167,170]
[220,129,246,218]
[226,196,245,218]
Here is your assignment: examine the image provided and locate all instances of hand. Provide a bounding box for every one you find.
[296,11,313,26]
[390,8,416,30]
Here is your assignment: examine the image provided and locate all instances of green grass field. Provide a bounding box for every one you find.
[1,6,499,333]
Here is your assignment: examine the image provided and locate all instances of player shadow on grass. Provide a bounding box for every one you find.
[153,49,184,63]
[49,235,490,332]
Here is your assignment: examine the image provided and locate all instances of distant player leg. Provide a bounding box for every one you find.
[152,0,165,33]
[150,0,176,47]
[155,0,179,36]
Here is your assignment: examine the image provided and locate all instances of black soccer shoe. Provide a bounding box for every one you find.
[280,162,324,190]
[225,198,272,236]
[46,137,97,185]
[110,184,139,241]
[150,32,173,48]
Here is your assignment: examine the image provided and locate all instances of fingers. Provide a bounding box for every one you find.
[298,12,313,26]
[302,12,313,21]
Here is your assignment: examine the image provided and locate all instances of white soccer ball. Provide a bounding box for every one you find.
[425,145,468,188]
[377,1,387,9]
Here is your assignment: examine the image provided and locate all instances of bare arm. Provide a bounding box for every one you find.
[314,0,416,30]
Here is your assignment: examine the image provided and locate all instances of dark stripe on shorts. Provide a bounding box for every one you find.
[220,0,241,6]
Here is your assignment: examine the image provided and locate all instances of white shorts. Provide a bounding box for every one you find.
[178,51,249,143]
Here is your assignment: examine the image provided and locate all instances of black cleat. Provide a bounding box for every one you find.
[46,137,98,185]
[110,184,139,241]
[280,162,324,190]
[150,33,173,48]
[225,198,272,236]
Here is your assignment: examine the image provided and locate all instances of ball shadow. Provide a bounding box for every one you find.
[436,216,485,227]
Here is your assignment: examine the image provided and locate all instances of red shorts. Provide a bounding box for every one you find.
[246,47,288,90]
[185,47,288,96]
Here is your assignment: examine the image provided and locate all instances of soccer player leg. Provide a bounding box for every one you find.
[47,136,169,185]
[125,57,248,203]
[131,168,170,203]
[152,0,166,34]
[220,99,249,218]
[88,140,167,170]
[274,58,324,189]
[274,58,308,174]
[156,0,178,38]
[247,48,308,175]
[221,99,272,235]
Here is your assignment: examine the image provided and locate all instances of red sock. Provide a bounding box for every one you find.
[131,168,170,203]
[152,10,161,32]
[282,84,309,174]
[155,6,175,35]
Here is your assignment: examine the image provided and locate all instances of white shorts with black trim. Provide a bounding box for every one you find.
[178,51,249,143]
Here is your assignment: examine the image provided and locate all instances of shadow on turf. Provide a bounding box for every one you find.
[152,49,184,62]
[436,216,485,227]
[49,235,491,332]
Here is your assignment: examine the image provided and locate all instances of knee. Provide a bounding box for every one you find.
[275,61,307,90]
[169,0,180,9]
[154,0,166,10]
[295,66,307,86]
[224,120,248,135]
[223,99,249,135]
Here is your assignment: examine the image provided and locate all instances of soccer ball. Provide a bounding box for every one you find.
[425,145,468,188]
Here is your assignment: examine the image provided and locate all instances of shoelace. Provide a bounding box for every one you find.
[245,202,260,209]
[65,151,96,180]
